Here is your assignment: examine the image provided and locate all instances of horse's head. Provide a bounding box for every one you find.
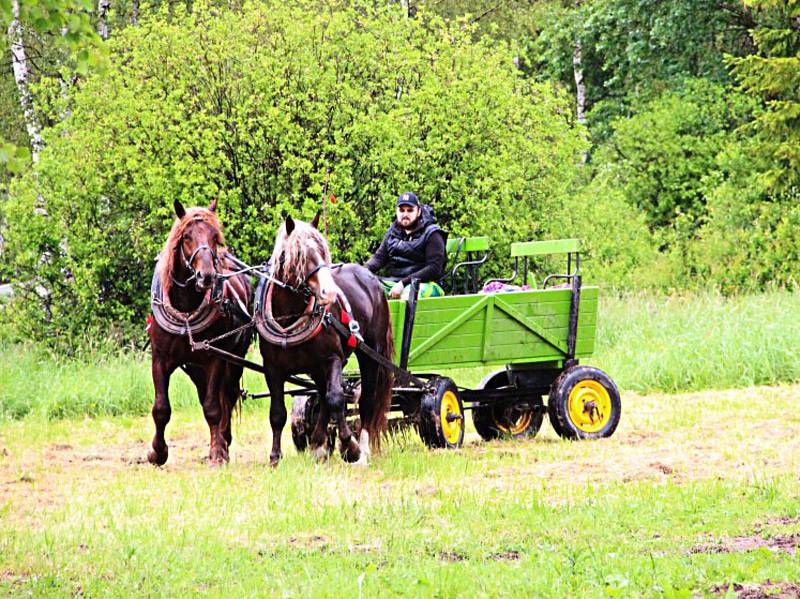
[272,213,339,306]
[164,198,225,293]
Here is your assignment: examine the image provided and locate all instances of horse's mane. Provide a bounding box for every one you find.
[158,207,227,295]
[271,219,331,285]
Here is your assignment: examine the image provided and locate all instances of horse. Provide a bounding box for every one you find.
[257,214,394,466]
[147,199,253,466]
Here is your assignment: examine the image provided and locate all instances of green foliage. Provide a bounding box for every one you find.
[726,0,800,192]
[526,0,755,142]
[3,0,585,350]
[0,0,108,172]
[591,79,757,232]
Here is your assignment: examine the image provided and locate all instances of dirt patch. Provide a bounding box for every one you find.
[756,516,800,530]
[650,462,674,475]
[488,551,520,561]
[438,551,467,562]
[709,581,800,598]
[691,534,800,555]
[349,540,382,553]
[623,431,661,446]
[288,534,330,552]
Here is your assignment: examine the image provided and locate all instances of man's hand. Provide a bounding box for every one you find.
[389,281,404,299]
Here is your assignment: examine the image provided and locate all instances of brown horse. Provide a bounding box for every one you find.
[257,215,394,466]
[148,199,253,466]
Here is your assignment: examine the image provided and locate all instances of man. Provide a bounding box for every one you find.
[365,191,447,299]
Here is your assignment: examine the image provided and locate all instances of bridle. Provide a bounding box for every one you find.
[170,238,221,289]
[268,250,330,298]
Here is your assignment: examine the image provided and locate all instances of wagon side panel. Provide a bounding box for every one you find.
[390,287,599,371]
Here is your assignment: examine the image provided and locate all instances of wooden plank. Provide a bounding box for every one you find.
[481,296,495,361]
[511,239,581,257]
[493,296,568,353]
[408,295,489,363]
[406,325,597,357]
[409,298,598,326]
[446,236,490,254]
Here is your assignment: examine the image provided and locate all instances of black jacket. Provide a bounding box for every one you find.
[365,205,447,284]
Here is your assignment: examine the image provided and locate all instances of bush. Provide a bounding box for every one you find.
[3,1,586,351]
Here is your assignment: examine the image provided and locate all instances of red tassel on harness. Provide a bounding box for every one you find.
[146,314,154,333]
[347,335,358,349]
[340,310,351,325]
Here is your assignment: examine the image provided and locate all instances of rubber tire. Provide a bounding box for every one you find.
[418,377,465,449]
[290,394,335,454]
[472,370,544,441]
[548,365,621,440]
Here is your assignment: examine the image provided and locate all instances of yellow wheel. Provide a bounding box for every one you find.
[418,377,464,449]
[440,390,463,446]
[472,370,544,441]
[548,366,621,440]
[566,380,612,433]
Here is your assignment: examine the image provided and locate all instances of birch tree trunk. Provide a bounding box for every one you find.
[131,0,139,25]
[8,0,44,162]
[572,36,587,126]
[573,33,588,164]
[98,0,110,39]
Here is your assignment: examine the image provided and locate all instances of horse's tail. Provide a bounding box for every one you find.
[366,311,394,452]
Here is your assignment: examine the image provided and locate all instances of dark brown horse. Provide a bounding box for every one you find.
[148,199,253,466]
[258,215,394,466]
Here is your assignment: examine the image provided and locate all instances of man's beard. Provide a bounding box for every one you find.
[400,213,421,231]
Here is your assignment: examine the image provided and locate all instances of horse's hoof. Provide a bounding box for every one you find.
[353,430,370,467]
[147,447,168,466]
[311,445,329,463]
[208,448,229,467]
[269,452,282,468]
[340,436,361,464]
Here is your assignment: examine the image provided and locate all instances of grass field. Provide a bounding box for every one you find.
[1,290,799,421]
[1,383,800,597]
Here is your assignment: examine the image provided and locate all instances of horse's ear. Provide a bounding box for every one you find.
[174,200,186,219]
[285,215,295,237]
[310,211,321,229]
[208,197,218,212]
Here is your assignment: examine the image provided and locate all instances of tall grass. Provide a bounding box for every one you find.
[595,290,800,393]
[0,346,197,420]
[0,290,798,419]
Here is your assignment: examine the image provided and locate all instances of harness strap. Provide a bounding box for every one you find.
[255,279,329,348]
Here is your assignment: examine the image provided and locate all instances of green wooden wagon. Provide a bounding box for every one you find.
[290,238,621,450]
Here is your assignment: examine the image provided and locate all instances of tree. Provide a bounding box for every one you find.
[727,0,800,192]
[3,1,586,350]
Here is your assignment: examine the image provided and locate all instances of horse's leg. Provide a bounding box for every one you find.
[201,360,229,466]
[266,373,287,467]
[326,357,361,463]
[222,363,244,449]
[355,354,379,461]
[148,358,178,466]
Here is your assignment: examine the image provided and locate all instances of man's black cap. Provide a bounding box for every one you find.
[396,191,419,208]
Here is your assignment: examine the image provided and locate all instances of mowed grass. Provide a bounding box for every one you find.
[2,384,800,597]
[2,290,798,420]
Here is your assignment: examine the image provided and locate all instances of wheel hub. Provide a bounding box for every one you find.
[567,381,611,433]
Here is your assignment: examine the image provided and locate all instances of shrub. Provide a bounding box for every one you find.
[3,1,586,351]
